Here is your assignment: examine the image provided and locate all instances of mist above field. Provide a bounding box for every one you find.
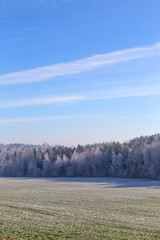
[0,133,160,179]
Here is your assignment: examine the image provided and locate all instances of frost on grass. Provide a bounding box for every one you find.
[0,178,160,239]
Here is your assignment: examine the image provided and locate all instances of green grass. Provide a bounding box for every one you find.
[0,177,160,239]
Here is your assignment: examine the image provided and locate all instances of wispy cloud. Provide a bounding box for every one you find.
[89,84,160,101]
[0,96,85,109]
[1,83,160,109]
[0,42,160,86]
[0,114,102,123]
[1,113,160,123]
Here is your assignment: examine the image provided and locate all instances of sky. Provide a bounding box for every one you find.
[0,0,160,146]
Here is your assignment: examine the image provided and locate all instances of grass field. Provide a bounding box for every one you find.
[0,178,160,240]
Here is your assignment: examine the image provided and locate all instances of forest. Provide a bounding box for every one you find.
[0,133,160,179]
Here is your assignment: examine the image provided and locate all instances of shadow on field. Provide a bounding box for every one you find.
[46,177,160,188]
[98,178,160,189]
[2,177,160,189]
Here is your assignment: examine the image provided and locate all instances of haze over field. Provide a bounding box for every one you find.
[0,0,160,146]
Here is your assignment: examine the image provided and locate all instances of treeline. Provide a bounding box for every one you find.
[0,134,160,179]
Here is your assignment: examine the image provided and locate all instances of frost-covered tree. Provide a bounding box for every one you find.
[0,133,160,179]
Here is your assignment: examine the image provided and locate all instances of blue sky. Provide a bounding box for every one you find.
[0,0,160,146]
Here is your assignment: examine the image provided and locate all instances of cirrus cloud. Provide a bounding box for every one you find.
[0,42,160,86]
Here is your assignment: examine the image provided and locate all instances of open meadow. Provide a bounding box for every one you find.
[0,178,160,240]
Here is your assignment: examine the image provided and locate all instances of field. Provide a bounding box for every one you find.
[0,178,160,240]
